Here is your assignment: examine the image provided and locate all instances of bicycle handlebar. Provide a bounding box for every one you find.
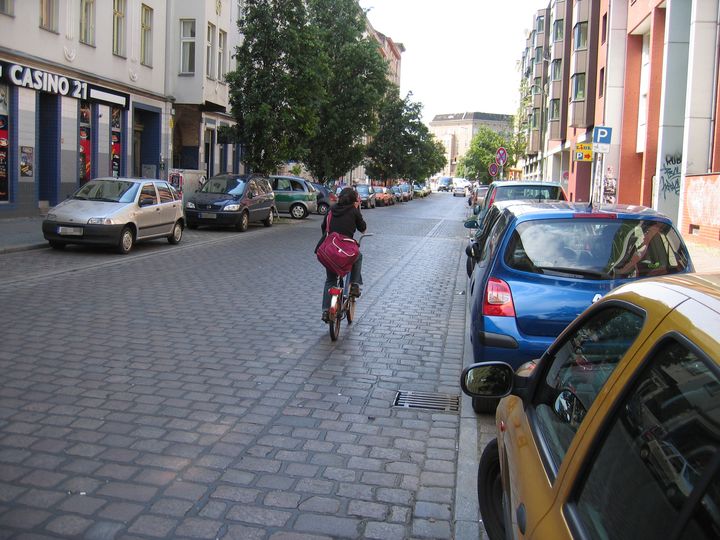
[356,233,374,246]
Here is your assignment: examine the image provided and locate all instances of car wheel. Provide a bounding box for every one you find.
[49,241,66,250]
[236,211,249,232]
[472,396,501,414]
[168,220,183,244]
[117,226,134,254]
[478,439,506,540]
[187,221,198,230]
[263,209,274,227]
[290,204,307,219]
[318,202,329,215]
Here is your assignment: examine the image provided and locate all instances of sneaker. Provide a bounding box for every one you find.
[321,310,330,323]
[349,284,361,298]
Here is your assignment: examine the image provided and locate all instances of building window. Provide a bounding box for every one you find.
[180,19,196,74]
[79,101,92,185]
[40,0,58,30]
[602,13,607,44]
[140,4,153,66]
[218,30,227,80]
[551,59,562,80]
[206,23,216,78]
[237,0,245,19]
[574,21,588,50]
[537,15,545,33]
[531,108,539,129]
[534,47,543,63]
[572,73,586,101]
[549,99,560,121]
[113,0,126,56]
[599,68,605,98]
[110,107,123,177]
[553,19,564,42]
[532,77,542,94]
[80,0,95,46]
[0,0,13,15]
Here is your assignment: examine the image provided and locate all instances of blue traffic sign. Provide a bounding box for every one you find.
[593,126,612,145]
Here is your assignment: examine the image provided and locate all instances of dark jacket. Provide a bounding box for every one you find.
[321,203,366,238]
[315,203,366,253]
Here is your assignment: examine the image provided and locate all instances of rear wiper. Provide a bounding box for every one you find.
[536,266,607,279]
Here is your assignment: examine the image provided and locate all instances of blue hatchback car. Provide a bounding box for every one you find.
[467,201,693,412]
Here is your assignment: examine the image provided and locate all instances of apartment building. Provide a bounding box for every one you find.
[0,0,244,219]
[519,0,720,250]
[429,112,514,177]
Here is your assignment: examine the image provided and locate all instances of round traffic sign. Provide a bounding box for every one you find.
[488,162,499,176]
[496,147,508,166]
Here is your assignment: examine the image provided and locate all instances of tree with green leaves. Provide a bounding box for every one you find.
[365,92,447,182]
[226,0,328,174]
[303,0,389,183]
[457,127,508,184]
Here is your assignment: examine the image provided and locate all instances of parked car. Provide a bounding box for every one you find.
[437,176,453,192]
[269,175,317,219]
[399,183,413,201]
[391,185,405,203]
[413,183,428,198]
[311,182,337,215]
[475,180,567,217]
[453,184,467,197]
[468,185,489,210]
[185,174,275,232]
[42,177,185,254]
[373,186,395,206]
[354,183,377,209]
[461,273,720,540]
[466,201,693,412]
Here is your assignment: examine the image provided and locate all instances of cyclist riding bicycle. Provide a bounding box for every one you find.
[317,187,367,323]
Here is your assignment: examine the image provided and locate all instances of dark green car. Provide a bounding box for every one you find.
[269,176,318,219]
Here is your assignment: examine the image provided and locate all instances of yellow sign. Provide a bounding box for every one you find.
[575,143,593,162]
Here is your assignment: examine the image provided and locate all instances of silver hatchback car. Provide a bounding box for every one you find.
[42,177,185,254]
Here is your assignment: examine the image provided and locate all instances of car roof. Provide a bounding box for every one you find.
[496,200,673,222]
[489,180,564,188]
[93,177,166,184]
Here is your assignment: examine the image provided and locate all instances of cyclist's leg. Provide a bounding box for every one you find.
[349,253,363,297]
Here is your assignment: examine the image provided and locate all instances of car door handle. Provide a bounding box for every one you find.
[516,503,527,535]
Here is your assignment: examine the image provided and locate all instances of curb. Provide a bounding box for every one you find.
[0,243,48,255]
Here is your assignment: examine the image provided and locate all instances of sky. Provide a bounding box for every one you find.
[357,0,545,124]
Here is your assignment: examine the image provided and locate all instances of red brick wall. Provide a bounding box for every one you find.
[682,174,720,247]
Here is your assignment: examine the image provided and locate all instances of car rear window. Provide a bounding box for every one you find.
[504,218,690,279]
[495,185,565,202]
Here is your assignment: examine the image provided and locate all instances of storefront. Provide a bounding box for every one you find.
[0,60,138,218]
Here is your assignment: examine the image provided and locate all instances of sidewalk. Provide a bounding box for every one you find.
[1,215,720,272]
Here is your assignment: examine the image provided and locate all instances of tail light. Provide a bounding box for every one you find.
[328,287,342,296]
[483,278,516,317]
[330,193,338,203]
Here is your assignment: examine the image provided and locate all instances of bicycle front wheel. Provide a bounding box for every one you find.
[346,296,356,324]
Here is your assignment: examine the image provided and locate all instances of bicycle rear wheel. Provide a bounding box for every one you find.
[329,310,341,340]
[346,296,356,324]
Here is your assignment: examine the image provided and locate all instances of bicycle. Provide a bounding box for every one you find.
[326,233,373,341]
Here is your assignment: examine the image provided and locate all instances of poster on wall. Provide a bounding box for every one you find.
[20,146,33,177]
[78,101,92,184]
[111,106,122,177]
[0,83,8,201]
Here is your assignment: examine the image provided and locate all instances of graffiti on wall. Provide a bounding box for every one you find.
[659,154,682,200]
[686,176,720,228]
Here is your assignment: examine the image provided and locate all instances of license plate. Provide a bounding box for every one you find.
[199,213,216,219]
[57,226,83,236]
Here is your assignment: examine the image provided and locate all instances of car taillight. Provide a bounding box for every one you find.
[483,277,516,317]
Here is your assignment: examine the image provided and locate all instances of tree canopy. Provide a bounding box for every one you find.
[303,0,390,183]
[227,0,327,174]
[457,126,511,184]
[365,92,447,183]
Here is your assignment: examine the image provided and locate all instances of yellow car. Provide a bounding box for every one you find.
[461,273,720,540]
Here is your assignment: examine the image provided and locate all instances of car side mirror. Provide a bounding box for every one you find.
[464,217,479,229]
[460,362,514,398]
[553,389,587,427]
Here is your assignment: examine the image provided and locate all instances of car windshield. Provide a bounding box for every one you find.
[495,185,565,201]
[504,218,690,279]
[201,176,246,196]
[73,179,139,203]
[355,185,370,194]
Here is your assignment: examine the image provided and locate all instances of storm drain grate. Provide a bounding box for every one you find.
[393,391,460,412]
